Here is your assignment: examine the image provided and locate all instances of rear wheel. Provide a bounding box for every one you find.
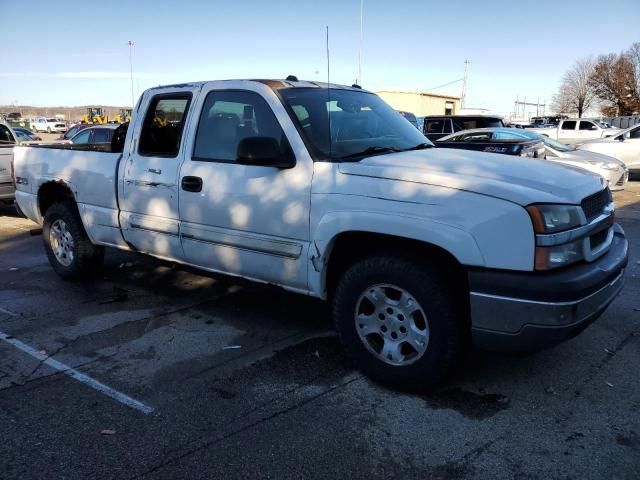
[42,201,104,280]
[333,255,464,390]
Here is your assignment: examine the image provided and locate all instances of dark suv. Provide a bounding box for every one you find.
[423,115,504,141]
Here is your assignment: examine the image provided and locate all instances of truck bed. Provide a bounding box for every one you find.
[12,144,122,222]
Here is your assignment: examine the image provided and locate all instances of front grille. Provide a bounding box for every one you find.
[581,188,611,220]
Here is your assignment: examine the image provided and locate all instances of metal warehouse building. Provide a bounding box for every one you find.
[375,90,461,116]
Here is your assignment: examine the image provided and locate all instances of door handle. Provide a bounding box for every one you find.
[148,168,161,174]
[181,176,203,192]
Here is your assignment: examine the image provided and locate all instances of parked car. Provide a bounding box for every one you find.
[30,116,67,134]
[530,118,621,144]
[12,79,628,390]
[59,123,90,141]
[575,123,640,176]
[12,127,42,143]
[70,125,118,144]
[489,129,628,190]
[423,115,505,141]
[0,123,16,203]
[398,111,419,129]
[435,128,546,158]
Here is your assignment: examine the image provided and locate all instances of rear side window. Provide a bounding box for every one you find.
[561,121,576,130]
[459,132,492,142]
[139,94,191,157]
[425,120,444,134]
[193,90,289,163]
[92,128,113,143]
[442,119,452,134]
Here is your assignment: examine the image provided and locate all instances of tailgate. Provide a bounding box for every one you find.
[0,144,12,186]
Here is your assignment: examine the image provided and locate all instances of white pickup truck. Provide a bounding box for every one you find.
[30,116,67,134]
[531,118,621,144]
[12,79,628,389]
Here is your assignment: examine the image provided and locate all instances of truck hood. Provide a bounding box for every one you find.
[338,147,605,206]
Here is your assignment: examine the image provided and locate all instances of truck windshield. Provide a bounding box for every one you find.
[279,88,431,160]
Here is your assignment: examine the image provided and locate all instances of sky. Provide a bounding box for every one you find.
[1,0,639,116]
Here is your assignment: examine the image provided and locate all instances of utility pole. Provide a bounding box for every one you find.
[358,0,364,85]
[461,59,470,108]
[128,40,135,108]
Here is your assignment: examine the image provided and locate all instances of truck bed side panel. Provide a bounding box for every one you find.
[13,145,127,248]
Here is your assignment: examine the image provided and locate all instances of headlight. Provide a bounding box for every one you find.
[526,204,582,233]
[587,160,620,171]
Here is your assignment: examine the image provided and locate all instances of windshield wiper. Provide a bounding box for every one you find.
[340,146,402,159]
[403,142,433,151]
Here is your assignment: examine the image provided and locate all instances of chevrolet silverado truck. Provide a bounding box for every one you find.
[531,118,621,144]
[12,79,628,389]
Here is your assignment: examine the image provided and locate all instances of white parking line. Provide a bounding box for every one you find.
[0,307,18,317]
[0,331,154,415]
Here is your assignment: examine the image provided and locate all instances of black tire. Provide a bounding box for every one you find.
[47,127,51,133]
[42,201,104,280]
[333,255,464,391]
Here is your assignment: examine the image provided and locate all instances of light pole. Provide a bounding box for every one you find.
[128,41,135,108]
[358,0,363,85]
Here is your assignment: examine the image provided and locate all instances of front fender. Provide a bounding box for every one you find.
[308,211,485,298]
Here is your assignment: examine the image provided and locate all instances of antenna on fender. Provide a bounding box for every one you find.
[326,25,332,158]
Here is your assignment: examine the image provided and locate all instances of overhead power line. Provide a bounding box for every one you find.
[424,78,464,92]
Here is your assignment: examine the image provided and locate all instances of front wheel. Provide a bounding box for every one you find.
[47,127,52,133]
[43,201,104,280]
[333,255,464,390]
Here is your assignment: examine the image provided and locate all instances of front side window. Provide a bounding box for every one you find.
[561,121,577,130]
[71,129,91,144]
[193,90,290,163]
[627,125,640,139]
[579,121,597,131]
[0,125,15,144]
[139,94,191,157]
[280,88,429,160]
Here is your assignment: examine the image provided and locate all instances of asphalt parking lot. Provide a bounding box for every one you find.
[1,183,639,479]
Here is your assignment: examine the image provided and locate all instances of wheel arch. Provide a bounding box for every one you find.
[320,231,470,302]
[37,180,77,219]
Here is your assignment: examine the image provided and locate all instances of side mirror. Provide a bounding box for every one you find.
[236,137,296,169]
[617,135,625,142]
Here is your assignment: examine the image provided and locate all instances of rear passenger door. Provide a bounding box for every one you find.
[178,84,313,290]
[119,87,200,259]
[558,120,577,142]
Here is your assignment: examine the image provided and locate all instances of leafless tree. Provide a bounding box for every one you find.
[554,57,597,118]
[550,84,572,115]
